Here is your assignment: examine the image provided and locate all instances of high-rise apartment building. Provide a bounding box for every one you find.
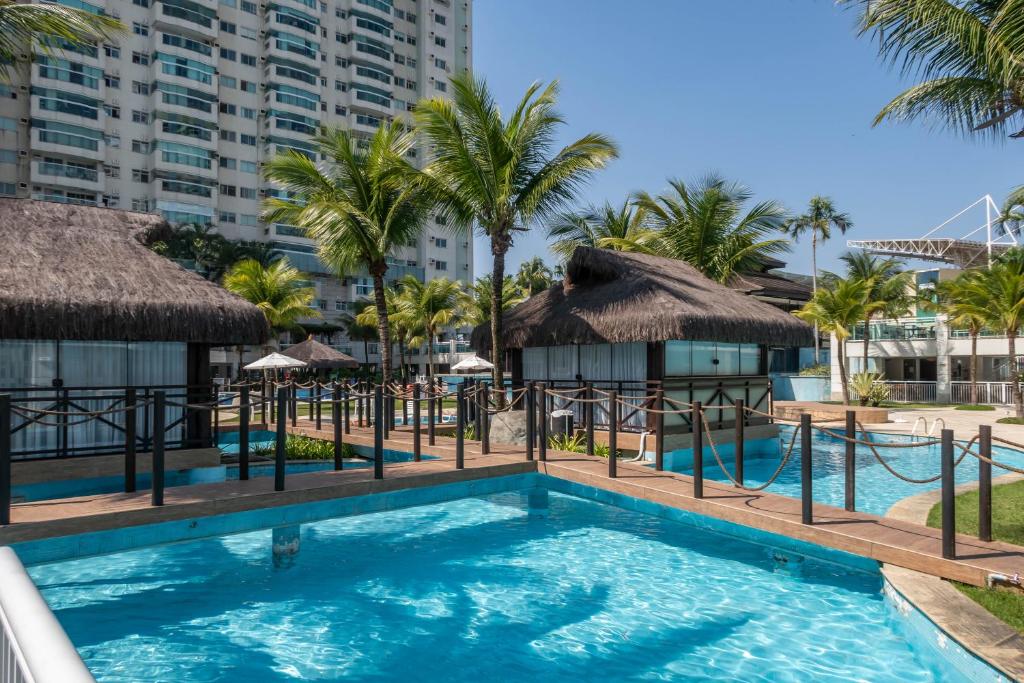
[0,0,474,373]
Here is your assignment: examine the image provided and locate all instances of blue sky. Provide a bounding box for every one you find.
[469,0,1020,278]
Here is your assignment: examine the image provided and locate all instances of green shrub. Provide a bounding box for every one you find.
[955,404,996,411]
[798,364,830,377]
[548,432,615,458]
[997,417,1024,425]
[850,372,889,407]
[246,435,354,460]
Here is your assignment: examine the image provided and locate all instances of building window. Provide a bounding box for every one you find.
[434,261,447,271]
[220,129,237,142]
[239,214,258,226]
[435,81,447,93]
[133,22,149,36]
[131,168,150,182]
[434,58,447,70]
[434,36,446,47]
[131,140,149,154]
[241,54,257,67]
[240,80,256,93]
[219,184,236,196]
[241,107,256,119]
[220,75,237,89]
[240,160,257,173]
[220,48,237,61]
[104,44,120,58]
[103,104,120,118]
[318,299,327,310]
[219,211,237,223]
[219,20,236,33]
[434,13,447,25]
[241,0,256,13]
[131,81,149,95]
[240,133,256,146]
[240,187,256,199]
[131,51,149,66]
[220,103,237,115]
[435,238,447,248]
[219,156,237,169]
[131,110,149,124]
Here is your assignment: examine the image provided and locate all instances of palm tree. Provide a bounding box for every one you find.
[934,273,989,404]
[783,196,854,363]
[794,277,872,405]
[393,275,464,379]
[262,123,430,382]
[223,258,319,376]
[340,300,378,377]
[0,0,121,81]
[838,251,912,374]
[973,248,1024,417]
[463,274,525,328]
[846,0,1024,141]
[415,73,618,394]
[355,287,424,383]
[547,200,661,262]
[514,257,554,298]
[634,174,789,283]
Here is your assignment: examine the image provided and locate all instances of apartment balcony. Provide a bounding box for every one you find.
[30,125,104,163]
[264,35,321,70]
[30,158,103,193]
[849,317,937,342]
[30,188,99,207]
[153,0,219,41]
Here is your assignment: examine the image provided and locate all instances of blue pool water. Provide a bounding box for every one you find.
[28,481,975,682]
[684,426,1024,516]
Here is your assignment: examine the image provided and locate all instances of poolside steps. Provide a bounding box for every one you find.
[2,424,1022,588]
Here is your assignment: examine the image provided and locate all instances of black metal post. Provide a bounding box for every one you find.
[608,390,617,478]
[124,388,137,493]
[314,382,322,431]
[427,384,436,446]
[941,428,955,559]
[456,383,465,469]
[693,401,703,498]
[801,413,812,524]
[655,389,665,471]
[481,383,490,455]
[343,383,351,435]
[333,385,343,471]
[239,386,250,481]
[845,410,856,512]
[979,424,992,542]
[0,394,10,525]
[374,386,384,479]
[413,383,422,462]
[275,386,287,492]
[538,384,547,462]
[734,398,744,487]
[525,382,535,461]
[585,383,595,456]
[152,391,166,506]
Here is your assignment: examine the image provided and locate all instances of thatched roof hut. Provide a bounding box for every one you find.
[282,335,359,369]
[473,247,813,349]
[0,199,268,344]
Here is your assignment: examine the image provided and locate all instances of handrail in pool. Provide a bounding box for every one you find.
[0,546,94,682]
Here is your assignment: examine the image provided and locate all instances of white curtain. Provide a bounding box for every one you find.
[522,347,546,380]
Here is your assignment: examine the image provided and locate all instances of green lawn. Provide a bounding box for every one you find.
[927,480,1024,632]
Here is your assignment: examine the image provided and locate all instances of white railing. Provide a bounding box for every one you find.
[0,548,94,683]
[879,381,937,403]
[950,381,1022,405]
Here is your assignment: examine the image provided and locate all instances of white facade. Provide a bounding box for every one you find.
[2,0,474,371]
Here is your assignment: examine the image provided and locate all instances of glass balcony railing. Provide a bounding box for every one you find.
[38,162,98,182]
[849,318,937,341]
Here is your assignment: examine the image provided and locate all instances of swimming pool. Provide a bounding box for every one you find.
[684,426,1024,516]
[22,475,990,681]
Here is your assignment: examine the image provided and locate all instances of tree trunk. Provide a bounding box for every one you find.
[838,337,851,405]
[237,345,244,382]
[427,329,435,382]
[862,314,870,376]
[371,270,392,382]
[1010,333,1023,418]
[398,339,406,384]
[363,340,370,379]
[812,229,819,365]
[970,331,978,405]
[490,234,511,405]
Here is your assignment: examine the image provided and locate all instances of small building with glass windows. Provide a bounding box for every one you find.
[473,247,814,466]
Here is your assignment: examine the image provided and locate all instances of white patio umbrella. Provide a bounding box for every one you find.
[451,355,495,372]
[244,352,307,371]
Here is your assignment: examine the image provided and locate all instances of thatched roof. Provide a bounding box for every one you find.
[729,270,812,302]
[0,199,269,344]
[282,336,359,369]
[473,247,814,349]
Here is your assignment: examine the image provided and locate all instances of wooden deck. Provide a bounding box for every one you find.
[3,421,1023,587]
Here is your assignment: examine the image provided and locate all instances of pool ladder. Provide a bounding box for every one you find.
[910,416,945,437]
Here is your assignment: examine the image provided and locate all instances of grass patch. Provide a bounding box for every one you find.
[998,417,1024,425]
[955,404,996,411]
[927,480,1024,631]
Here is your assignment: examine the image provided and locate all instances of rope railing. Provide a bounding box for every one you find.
[701,412,801,491]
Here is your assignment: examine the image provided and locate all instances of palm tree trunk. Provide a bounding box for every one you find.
[1010,333,1023,418]
[862,315,870,376]
[812,229,819,365]
[237,345,244,382]
[838,337,851,405]
[490,235,511,405]
[363,340,370,379]
[970,331,978,405]
[371,271,392,382]
[398,339,406,384]
[427,330,435,382]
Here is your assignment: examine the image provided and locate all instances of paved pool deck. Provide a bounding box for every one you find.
[2,420,1024,588]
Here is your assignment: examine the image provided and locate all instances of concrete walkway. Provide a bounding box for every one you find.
[866,406,1024,442]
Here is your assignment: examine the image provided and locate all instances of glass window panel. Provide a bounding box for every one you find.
[717,343,740,375]
[664,340,691,376]
[740,344,761,375]
[691,341,716,375]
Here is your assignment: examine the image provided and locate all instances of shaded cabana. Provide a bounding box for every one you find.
[0,199,269,457]
[281,335,359,372]
[473,247,813,434]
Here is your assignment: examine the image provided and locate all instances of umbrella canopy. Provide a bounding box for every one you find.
[451,355,495,372]
[282,335,360,369]
[244,352,307,370]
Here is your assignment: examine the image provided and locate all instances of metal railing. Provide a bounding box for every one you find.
[950,381,1022,405]
[874,381,937,403]
[849,318,937,341]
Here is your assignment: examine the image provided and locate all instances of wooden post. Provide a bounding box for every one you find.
[357,381,364,428]
[403,385,409,426]
[692,401,703,498]
[267,380,274,426]
[525,381,535,461]
[941,428,955,558]
[275,386,287,491]
[314,382,322,431]
[608,390,617,478]
[382,390,390,441]
[152,391,166,506]
[538,384,547,462]
[979,425,993,542]
[585,382,594,456]
[212,383,220,447]
[239,386,250,481]
[474,380,482,442]
[307,383,314,426]
[413,383,422,462]
[801,413,812,524]
[290,381,297,428]
[260,378,267,424]
[655,389,665,471]
[0,394,10,525]
[845,410,856,512]
[124,388,137,493]
[427,384,436,446]
[734,398,744,487]
[374,385,384,479]
[481,383,490,455]
[456,383,465,470]
[343,382,351,435]
[333,384,343,471]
